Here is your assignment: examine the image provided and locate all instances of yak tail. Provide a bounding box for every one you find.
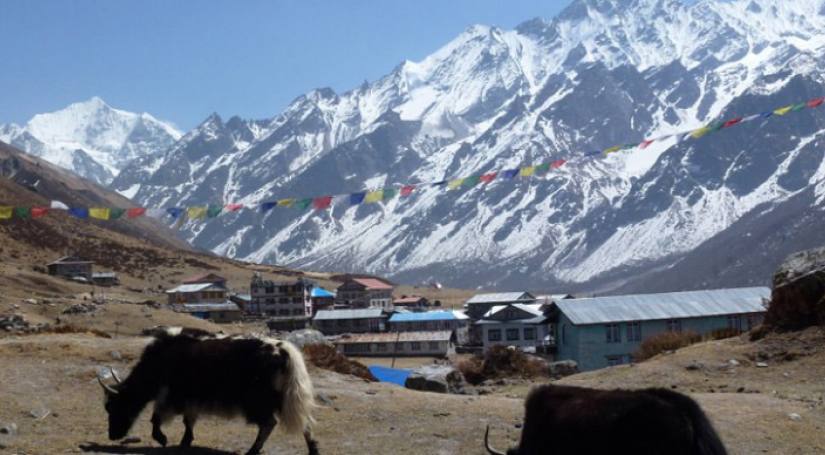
[277,340,316,435]
[647,389,728,455]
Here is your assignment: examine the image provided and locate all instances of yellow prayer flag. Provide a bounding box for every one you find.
[89,207,110,220]
[277,199,295,208]
[188,206,207,219]
[0,206,12,219]
[448,178,464,189]
[603,145,622,154]
[520,166,536,177]
[773,105,792,116]
[364,190,383,203]
[690,127,711,139]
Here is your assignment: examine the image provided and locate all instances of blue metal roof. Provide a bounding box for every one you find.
[389,311,458,322]
[311,287,335,298]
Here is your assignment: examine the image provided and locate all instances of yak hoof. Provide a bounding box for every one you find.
[152,431,168,447]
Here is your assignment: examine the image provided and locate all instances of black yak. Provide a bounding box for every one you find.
[98,328,318,455]
[485,384,727,455]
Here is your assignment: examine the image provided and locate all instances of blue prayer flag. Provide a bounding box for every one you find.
[349,192,366,205]
[166,207,184,218]
[68,207,89,219]
[260,202,277,212]
[501,169,520,179]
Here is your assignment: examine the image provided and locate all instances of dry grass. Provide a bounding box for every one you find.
[302,343,378,382]
[634,330,702,361]
[457,346,547,385]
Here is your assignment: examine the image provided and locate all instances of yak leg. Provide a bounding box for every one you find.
[150,412,168,447]
[245,416,277,455]
[180,411,198,448]
[304,429,320,455]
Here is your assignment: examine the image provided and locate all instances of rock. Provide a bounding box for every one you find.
[788,413,802,421]
[737,387,746,393]
[756,362,768,368]
[121,436,141,445]
[62,303,98,315]
[728,359,740,367]
[685,361,704,371]
[405,365,466,394]
[315,393,334,407]
[765,247,825,330]
[284,329,329,348]
[22,299,37,305]
[29,407,50,420]
[548,360,579,378]
[110,351,123,361]
[0,422,17,435]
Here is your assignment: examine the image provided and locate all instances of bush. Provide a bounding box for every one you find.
[301,343,377,382]
[705,327,742,341]
[634,331,701,362]
[456,346,547,385]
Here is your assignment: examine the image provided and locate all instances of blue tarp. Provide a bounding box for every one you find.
[311,287,335,298]
[368,365,410,386]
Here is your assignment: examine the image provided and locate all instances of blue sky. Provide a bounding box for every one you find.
[1,0,576,130]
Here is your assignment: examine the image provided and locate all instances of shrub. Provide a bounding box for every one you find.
[456,346,547,385]
[705,328,741,341]
[634,330,701,362]
[301,343,377,382]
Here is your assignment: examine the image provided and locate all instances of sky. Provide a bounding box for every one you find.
[1,0,575,131]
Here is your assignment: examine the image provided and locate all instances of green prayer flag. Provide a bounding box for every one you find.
[791,102,807,112]
[463,176,481,187]
[207,205,223,218]
[109,208,126,220]
[382,188,397,200]
[294,198,313,209]
[534,163,550,173]
[14,207,30,219]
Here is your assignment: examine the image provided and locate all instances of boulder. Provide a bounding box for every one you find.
[285,329,329,348]
[548,360,578,378]
[765,247,825,330]
[405,365,466,394]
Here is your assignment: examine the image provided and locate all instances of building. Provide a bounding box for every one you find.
[388,310,468,332]
[182,273,227,286]
[175,302,242,323]
[313,308,386,335]
[336,277,394,310]
[393,295,429,310]
[477,304,552,352]
[248,275,313,318]
[464,292,536,320]
[91,272,119,287]
[335,330,454,357]
[549,287,770,371]
[166,282,228,305]
[229,294,251,311]
[310,287,336,315]
[536,294,575,304]
[47,256,94,280]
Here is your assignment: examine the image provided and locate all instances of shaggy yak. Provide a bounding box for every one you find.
[98,328,318,455]
[485,384,727,455]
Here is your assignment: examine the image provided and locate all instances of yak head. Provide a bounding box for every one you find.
[98,368,138,441]
[485,426,519,455]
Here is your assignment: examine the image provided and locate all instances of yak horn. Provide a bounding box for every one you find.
[98,376,119,395]
[485,425,505,455]
[110,367,122,384]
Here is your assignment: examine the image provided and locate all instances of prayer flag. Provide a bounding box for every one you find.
[773,105,792,116]
[350,192,366,205]
[109,208,126,220]
[127,208,146,219]
[382,188,397,201]
[277,199,295,208]
[448,179,464,190]
[791,102,807,112]
[261,202,278,212]
[147,208,166,219]
[400,185,416,196]
[90,208,110,220]
[535,163,550,173]
[479,172,497,183]
[166,208,184,219]
[0,206,12,219]
[14,207,30,219]
[50,200,69,210]
[603,145,622,154]
[463,176,481,187]
[807,97,824,108]
[188,206,207,219]
[31,207,49,218]
[585,151,602,157]
[69,208,89,219]
[364,190,383,203]
[431,180,447,187]
[760,111,773,119]
[313,196,333,210]
[295,198,312,209]
[722,118,742,128]
[520,166,536,177]
[207,205,223,218]
[225,203,244,212]
[551,159,567,169]
[501,169,519,179]
[690,126,712,139]
[741,114,761,123]
[639,140,654,149]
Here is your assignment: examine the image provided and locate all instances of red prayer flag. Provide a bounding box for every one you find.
[400,185,416,196]
[312,196,333,210]
[639,139,654,149]
[479,172,497,183]
[808,97,824,108]
[126,208,146,219]
[31,207,49,218]
[550,159,566,169]
[722,117,742,128]
[225,203,244,212]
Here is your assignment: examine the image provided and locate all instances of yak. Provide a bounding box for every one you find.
[485,384,727,455]
[98,328,319,455]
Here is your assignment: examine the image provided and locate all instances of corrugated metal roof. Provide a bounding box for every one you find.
[465,292,535,304]
[166,283,221,293]
[177,302,240,312]
[352,278,394,290]
[477,303,548,325]
[389,311,459,322]
[313,308,385,321]
[556,287,770,325]
[335,330,453,344]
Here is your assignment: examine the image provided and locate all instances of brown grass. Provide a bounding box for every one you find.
[634,330,702,361]
[457,346,547,385]
[302,343,378,382]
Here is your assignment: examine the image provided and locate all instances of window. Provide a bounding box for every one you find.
[606,355,624,367]
[605,324,621,343]
[523,327,536,340]
[411,342,421,351]
[428,342,440,351]
[278,309,289,316]
[376,343,388,352]
[666,319,682,333]
[488,329,502,341]
[506,328,520,341]
[727,315,742,331]
[626,322,641,342]
[292,309,304,315]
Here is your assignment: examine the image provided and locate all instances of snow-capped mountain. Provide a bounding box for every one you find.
[0,97,181,184]
[114,0,825,293]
